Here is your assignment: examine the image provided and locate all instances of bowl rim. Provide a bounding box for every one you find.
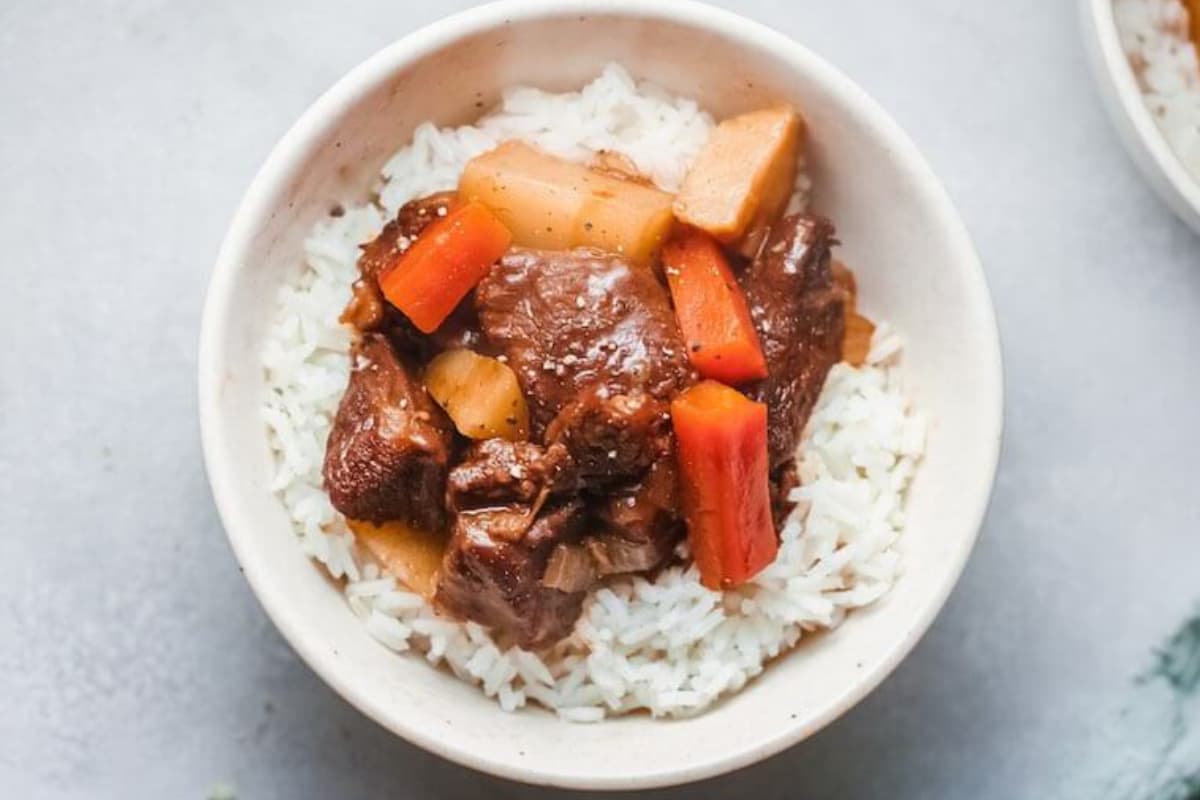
[198,0,1003,788]
[1081,0,1200,233]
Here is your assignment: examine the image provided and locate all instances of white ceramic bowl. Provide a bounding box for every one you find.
[199,0,1002,789]
[1082,0,1200,234]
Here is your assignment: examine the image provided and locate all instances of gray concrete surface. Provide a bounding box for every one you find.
[3,1,1199,797]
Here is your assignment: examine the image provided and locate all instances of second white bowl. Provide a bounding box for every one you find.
[1083,0,1200,234]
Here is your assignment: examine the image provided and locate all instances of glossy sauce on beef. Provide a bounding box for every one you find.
[445,438,573,510]
[323,334,455,531]
[475,247,694,435]
[740,214,845,470]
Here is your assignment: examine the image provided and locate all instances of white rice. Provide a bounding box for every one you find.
[261,64,924,720]
[1115,0,1200,178]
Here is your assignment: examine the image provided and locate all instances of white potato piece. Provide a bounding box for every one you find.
[424,349,530,441]
[673,105,803,245]
[459,141,675,264]
[348,519,447,599]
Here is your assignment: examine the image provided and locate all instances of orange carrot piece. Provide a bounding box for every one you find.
[378,200,512,333]
[663,229,768,385]
[671,380,777,589]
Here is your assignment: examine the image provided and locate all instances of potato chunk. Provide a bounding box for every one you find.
[424,349,530,441]
[459,141,675,265]
[674,106,803,245]
[348,519,447,599]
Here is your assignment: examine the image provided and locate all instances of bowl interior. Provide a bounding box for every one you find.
[200,2,1001,789]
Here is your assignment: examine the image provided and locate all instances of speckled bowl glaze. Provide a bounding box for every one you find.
[199,0,1002,788]
[1082,0,1200,234]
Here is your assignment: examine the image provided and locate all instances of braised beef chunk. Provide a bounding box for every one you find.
[544,387,672,483]
[435,500,589,649]
[357,192,457,283]
[446,439,573,511]
[740,214,845,469]
[343,191,473,349]
[440,440,590,647]
[588,457,683,575]
[323,334,454,530]
[475,248,694,436]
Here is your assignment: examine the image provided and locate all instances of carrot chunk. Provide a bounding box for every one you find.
[663,229,768,385]
[671,380,777,589]
[378,200,512,333]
